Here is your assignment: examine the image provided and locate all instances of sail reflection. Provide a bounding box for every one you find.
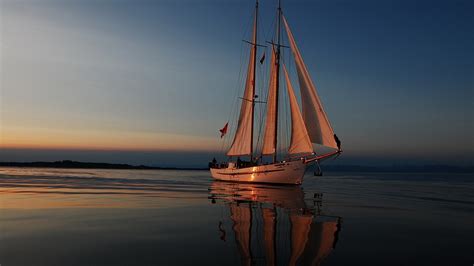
[209,181,342,266]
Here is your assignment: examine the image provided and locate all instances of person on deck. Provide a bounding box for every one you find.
[334,134,342,151]
[209,157,218,168]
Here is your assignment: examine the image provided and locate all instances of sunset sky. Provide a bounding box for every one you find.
[1,0,473,167]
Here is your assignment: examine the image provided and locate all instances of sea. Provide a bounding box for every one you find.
[0,167,472,266]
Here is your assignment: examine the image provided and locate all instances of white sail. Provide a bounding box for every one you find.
[262,46,278,155]
[283,16,338,149]
[284,65,313,155]
[227,16,257,156]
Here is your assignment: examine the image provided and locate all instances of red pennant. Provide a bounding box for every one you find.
[219,122,228,138]
[259,52,265,64]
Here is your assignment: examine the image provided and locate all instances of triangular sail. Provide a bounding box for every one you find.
[227,16,257,156]
[262,46,278,155]
[283,16,338,149]
[283,65,313,155]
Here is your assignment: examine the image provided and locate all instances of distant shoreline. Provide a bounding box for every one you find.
[0,160,473,173]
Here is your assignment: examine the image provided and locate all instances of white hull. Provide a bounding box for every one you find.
[210,159,307,185]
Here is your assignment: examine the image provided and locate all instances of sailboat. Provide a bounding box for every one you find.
[209,181,342,266]
[210,0,342,185]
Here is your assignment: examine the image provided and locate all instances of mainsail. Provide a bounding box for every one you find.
[227,15,257,156]
[283,16,338,149]
[262,46,278,155]
[283,65,313,155]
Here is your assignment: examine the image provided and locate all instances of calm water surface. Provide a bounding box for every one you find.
[0,167,472,266]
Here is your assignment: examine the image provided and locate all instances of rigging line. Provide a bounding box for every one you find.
[284,50,291,158]
[255,44,268,155]
[221,41,245,154]
[251,7,264,156]
[223,47,245,153]
[278,57,284,158]
[255,55,262,151]
[267,2,278,44]
[278,78,284,159]
[228,7,257,154]
[256,11,274,156]
[275,4,281,163]
[257,11,276,158]
[279,55,284,157]
[283,66,290,158]
[255,6,276,160]
[280,35,286,157]
[283,66,289,157]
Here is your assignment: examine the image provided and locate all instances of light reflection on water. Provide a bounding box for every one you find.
[208,181,342,266]
[0,168,208,208]
[0,168,473,265]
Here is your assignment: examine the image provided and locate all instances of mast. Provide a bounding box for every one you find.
[250,0,259,160]
[273,0,282,163]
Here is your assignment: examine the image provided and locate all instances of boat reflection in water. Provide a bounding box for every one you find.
[209,181,342,266]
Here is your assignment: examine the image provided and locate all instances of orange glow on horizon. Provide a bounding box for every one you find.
[0,126,220,152]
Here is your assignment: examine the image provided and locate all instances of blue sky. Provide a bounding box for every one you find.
[1,0,473,166]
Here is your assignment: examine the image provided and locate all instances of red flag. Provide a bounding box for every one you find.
[219,122,228,138]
